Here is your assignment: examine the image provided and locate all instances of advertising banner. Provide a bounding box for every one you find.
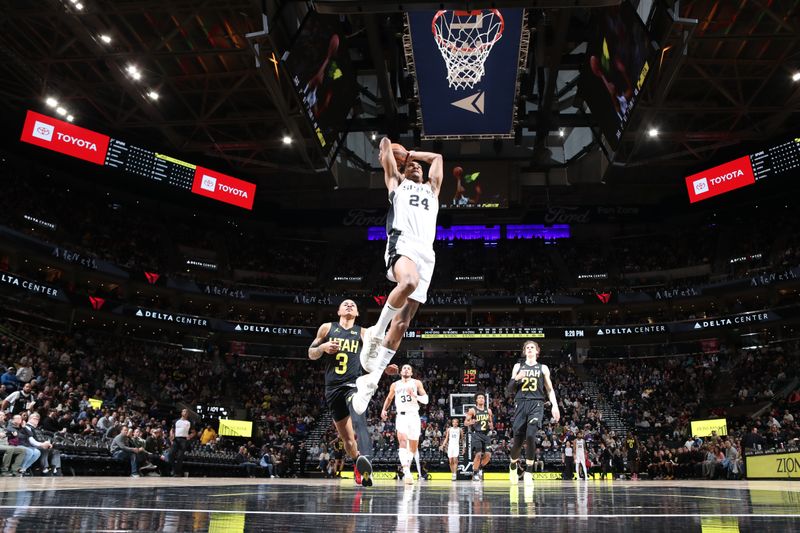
[20,110,110,165]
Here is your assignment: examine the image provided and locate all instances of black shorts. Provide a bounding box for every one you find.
[326,385,357,423]
[512,399,544,436]
[471,433,491,455]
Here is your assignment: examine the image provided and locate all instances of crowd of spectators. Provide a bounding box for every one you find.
[0,319,318,477]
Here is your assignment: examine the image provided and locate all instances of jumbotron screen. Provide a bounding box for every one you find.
[685,136,800,203]
[438,161,510,209]
[20,110,256,210]
[578,2,654,149]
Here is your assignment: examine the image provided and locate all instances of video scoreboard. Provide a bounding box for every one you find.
[20,110,256,209]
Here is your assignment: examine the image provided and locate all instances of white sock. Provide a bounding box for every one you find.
[374,303,400,336]
[414,450,422,476]
[398,448,409,468]
[376,345,396,372]
[368,346,396,386]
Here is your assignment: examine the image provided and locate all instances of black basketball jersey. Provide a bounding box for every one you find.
[626,437,637,454]
[473,406,490,435]
[323,322,362,390]
[514,361,545,401]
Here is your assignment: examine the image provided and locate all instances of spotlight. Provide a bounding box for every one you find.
[126,64,141,80]
[66,115,74,122]
[282,135,292,145]
[647,128,659,138]
[56,107,67,116]
[558,129,565,137]
[793,72,800,82]
[147,90,159,100]
[75,2,84,9]
[371,133,377,141]
[100,34,112,44]
[46,97,58,108]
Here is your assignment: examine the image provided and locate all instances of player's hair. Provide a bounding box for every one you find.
[475,393,485,400]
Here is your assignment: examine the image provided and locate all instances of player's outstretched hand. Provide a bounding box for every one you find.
[385,364,399,375]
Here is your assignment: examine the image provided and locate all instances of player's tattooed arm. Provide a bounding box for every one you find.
[309,323,337,360]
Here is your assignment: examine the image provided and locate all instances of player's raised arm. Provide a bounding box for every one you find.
[408,149,443,196]
[488,408,494,431]
[542,364,561,423]
[308,323,336,360]
[381,382,396,420]
[379,137,402,193]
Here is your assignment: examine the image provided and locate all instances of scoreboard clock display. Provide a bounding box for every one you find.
[462,368,478,389]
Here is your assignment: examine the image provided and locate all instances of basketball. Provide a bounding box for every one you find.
[385,364,399,376]
[453,166,463,178]
[391,143,410,169]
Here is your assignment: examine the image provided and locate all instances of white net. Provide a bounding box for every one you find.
[432,10,504,90]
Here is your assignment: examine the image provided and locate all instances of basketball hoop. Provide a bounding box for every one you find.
[432,10,504,90]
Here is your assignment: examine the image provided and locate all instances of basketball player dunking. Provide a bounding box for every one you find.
[351,137,443,415]
[381,364,429,484]
[507,340,560,485]
[464,393,494,481]
[309,299,391,487]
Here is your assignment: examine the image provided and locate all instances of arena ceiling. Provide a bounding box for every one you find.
[1,0,798,201]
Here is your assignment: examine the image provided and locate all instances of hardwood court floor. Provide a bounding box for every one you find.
[0,477,797,531]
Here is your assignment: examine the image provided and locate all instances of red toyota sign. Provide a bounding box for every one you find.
[191,166,256,210]
[20,110,110,165]
[685,155,756,203]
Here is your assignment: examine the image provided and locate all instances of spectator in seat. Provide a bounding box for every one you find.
[200,424,217,446]
[144,427,170,476]
[2,382,34,416]
[21,412,62,475]
[5,414,40,475]
[1,367,19,393]
[741,427,765,452]
[111,426,147,477]
[260,449,275,478]
[41,410,63,433]
[15,358,34,384]
[0,412,27,476]
[533,448,545,472]
[237,446,258,477]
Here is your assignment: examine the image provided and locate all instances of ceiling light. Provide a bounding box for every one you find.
[56,107,67,116]
[147,90,159,100]
[46,97,58,108]
[371,133,377,141]
[75,2,84,9]
[793,72,800,82]
[647,128,659,138]
[66,115,74,122]
[100,34,112,44]
[131,71,141,80]
[558,129,565,137]
[282,135,292,145]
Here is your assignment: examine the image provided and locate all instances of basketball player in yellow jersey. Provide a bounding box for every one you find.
[352,137,443,415]
[309,299,397,487]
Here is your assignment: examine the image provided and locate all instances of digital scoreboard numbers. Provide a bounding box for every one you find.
[104,138,195,191]
[462,368,478,389]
